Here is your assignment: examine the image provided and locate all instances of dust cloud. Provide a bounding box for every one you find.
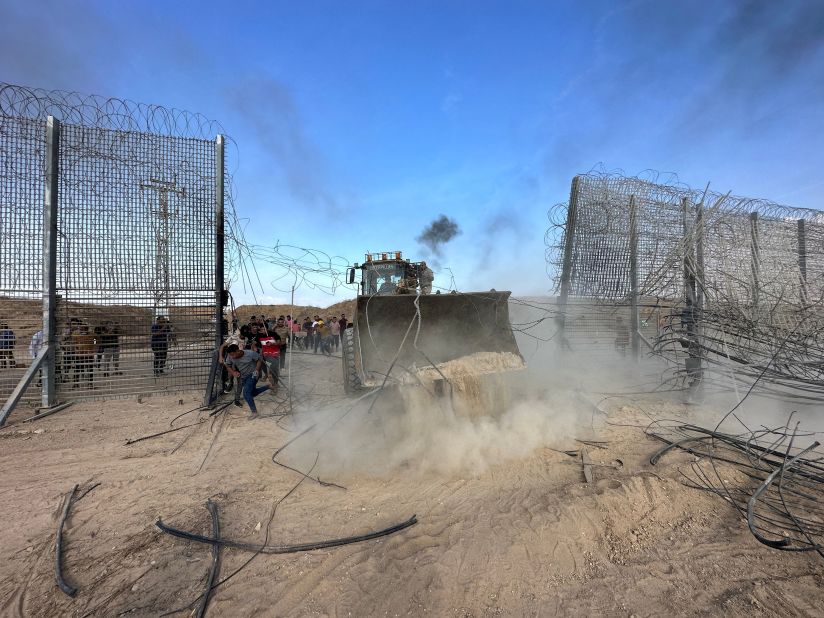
[280,300,634,479]
[283,379,588,479]
[275,296,810,482]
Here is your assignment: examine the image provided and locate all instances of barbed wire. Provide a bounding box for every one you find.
[648,415,824,558]
[545,167,824,301]
[242,241,351,296]
[230,238,466,302]
[0,81,247,288]
[0,83,226,140]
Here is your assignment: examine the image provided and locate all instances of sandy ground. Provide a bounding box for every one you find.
[1,350,822,617]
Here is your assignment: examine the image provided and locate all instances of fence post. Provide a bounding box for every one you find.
[214,135,225,352]
[203,135,226,408]
[557,176,580,343]
[798,218,807,307]
[695,203,705,311]
[681,198,696,305]
[629,195,640,362]
[681,197,703,390]
[42,116,60,408]
[750,212,760,314]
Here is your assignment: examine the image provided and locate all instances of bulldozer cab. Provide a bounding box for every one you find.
[349,252,419,296]
[364,261,405,296]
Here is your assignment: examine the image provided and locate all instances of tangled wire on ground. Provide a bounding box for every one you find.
[648,414,824,558]
[654,305,824,400]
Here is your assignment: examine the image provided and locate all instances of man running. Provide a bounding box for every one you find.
[224,343,268,418]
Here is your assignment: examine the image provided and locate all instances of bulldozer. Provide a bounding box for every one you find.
[342,251,525,399]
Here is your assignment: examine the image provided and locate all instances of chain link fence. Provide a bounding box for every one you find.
[0,84,229,414]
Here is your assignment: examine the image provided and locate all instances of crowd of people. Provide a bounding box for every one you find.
[218,312,351,418]
[0,316,176,390]
[231,313,349,355]
[59,318,129,388]
[2,309,351,406]
[0,319,125,388]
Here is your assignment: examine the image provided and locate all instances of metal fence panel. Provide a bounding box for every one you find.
[0,116,45,406]
[0,83,227,409]
[53,124,217,400]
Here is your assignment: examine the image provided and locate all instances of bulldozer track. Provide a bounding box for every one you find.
[341,328,362,394]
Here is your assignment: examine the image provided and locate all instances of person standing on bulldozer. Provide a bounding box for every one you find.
[419,261,434,295]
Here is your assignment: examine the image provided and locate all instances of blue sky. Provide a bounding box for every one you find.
[3,0,824,305]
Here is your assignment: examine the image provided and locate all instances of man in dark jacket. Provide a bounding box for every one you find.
[303,317,314,350]
[99,321,121,377]
[0,322,16,369]
[150,316,173,376]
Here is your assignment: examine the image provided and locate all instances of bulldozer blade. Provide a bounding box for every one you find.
[353,291,523,385]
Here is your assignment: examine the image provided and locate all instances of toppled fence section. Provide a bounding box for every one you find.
[547,171,824,396]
